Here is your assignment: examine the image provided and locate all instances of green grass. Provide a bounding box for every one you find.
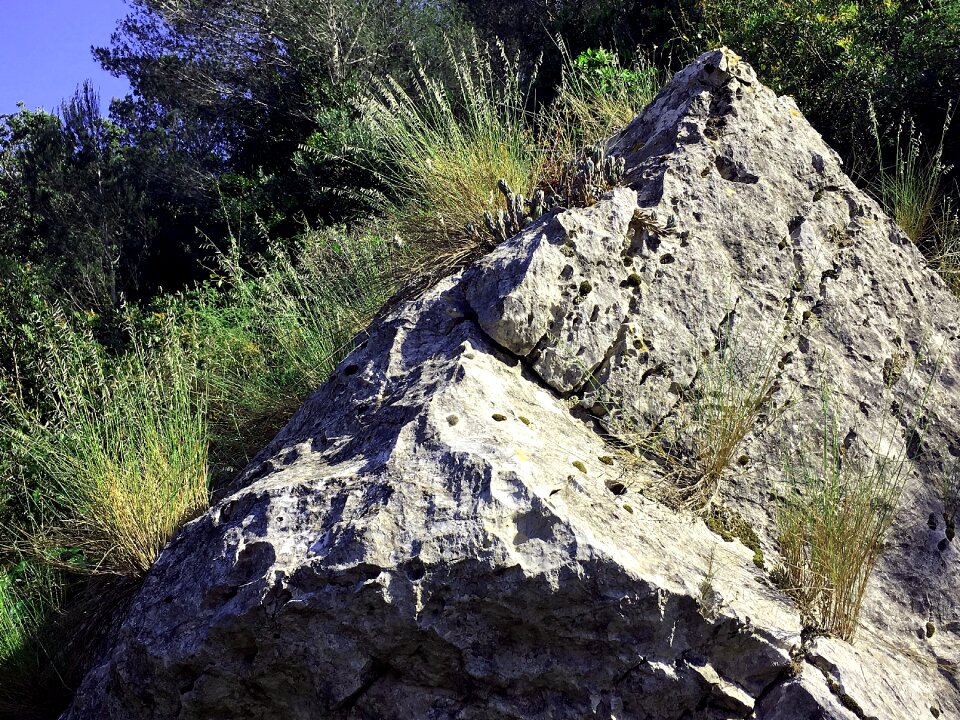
[0,561,65,719]
[0,223,399,716]
[776,384,910,640]
[358,38,663,266]
[0,561,58,663]
[541,42,663,184]
[360,37,542,265]
[184,226,401,474]
[867,102,955,250]
[0,309,209,577]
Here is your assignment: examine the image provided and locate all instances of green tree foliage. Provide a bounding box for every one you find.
[95,0,473,248]
[0,85,152,313]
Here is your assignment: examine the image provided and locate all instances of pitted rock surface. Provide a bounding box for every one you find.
[65,49,959,720]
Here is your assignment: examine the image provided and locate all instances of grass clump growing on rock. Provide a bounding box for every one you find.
[776,384,910,641]
[360,40,661,262]
[360,38,542,265]
[585,312,787,512]
[663,316,785,511]
[542,43,662,178]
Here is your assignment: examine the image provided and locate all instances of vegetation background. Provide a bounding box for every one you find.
[1,1,959,717]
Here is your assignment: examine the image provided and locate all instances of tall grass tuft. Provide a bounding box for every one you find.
[0,309,209,577]
[595,313,786,512]
[182,226,400,474]
[359,38,542,264]
[869,103,955,248]
[777,384,908,640]
[666,318,784,511]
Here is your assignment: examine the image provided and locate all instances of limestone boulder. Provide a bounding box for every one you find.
[64,49,960,720]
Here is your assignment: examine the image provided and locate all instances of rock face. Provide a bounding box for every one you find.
[65,49,960,719]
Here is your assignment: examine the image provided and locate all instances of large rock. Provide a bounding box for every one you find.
[65,49,960,719]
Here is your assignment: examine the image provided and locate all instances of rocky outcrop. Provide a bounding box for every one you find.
[65,49,959,719]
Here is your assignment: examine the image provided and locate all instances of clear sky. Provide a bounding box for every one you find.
[1,0,132,116]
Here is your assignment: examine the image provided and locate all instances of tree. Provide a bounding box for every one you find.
[0,84,151,312]
[92,0,472,257]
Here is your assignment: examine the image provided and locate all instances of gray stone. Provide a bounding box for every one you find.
[64,49,960,719]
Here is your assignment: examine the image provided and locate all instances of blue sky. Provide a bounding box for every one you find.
[1,0,131,116]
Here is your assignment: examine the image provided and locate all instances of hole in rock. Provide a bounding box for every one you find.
[715,155,759,184]
[606,481,628,496]
[405,559,426,581]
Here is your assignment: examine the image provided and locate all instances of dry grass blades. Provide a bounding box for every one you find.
[776,384,911,641]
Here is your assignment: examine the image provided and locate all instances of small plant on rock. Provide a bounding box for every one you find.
[557,142,627,208]
[468,178,558,243]
[592,309,789,513]
[697,547,722,620]
[659,313,786,511]
[776,383,913,641]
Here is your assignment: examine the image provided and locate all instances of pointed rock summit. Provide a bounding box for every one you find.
[66,49,959,719]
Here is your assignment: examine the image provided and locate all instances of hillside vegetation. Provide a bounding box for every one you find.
[1,1,960,717]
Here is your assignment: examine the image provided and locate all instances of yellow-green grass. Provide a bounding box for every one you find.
[777,385,908,640]
[0,310,208,577]
[361,38,542,265]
